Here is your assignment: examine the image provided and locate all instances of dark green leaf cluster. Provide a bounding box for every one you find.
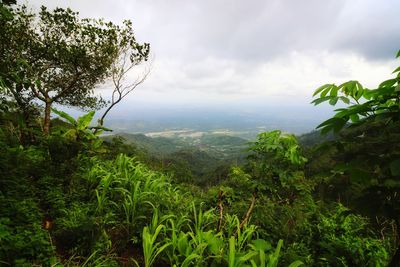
[312,51,400,134]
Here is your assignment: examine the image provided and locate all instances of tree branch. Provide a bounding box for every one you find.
[239,192,257,230]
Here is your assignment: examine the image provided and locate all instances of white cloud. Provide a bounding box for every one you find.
[24,0,400,111]
[123,51,397,108]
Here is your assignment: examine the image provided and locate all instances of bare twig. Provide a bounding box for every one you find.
[97,47,152,129]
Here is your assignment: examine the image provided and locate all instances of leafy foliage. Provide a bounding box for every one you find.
[0,3,397,266]
[312,53,400,134]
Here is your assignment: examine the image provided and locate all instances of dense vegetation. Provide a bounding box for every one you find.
[1,2,400,266]
[103,133,247,186]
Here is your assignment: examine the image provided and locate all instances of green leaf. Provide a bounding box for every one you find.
[320,86,332,98]
[311,96,332,106]
[313,84,334,97]
[330,86,339,96]
[51,108,76,125]
[181,254,200,267]
[329,97,338,105]
[349,114,359,122]
[333,108,350,118]
[339,96,350,104]
[379,79,397,88]
[317,117,347,134]
[251,239,271,252]
[396,49,400,58]
[363,89,375,100]
[77,111,95,130]
[392,66,400,74]
[338,81,353,95]
[354,81,364,100]
[239,251,259,263]
[288,260,304,267]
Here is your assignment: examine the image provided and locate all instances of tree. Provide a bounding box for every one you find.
[246,130,309,196]
[0,5,149,134]
[98,36,152,127]
[0,4,35,115]
[312,49,400,267]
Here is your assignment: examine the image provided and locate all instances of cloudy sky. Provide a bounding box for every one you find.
[26,0,400,125]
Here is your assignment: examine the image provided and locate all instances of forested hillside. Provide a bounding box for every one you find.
[1,1,400,267]
[103,133,247,185]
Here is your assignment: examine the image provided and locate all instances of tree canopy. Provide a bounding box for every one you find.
[0,4,150,134]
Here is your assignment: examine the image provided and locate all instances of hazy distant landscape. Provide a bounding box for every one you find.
[101,104,334,139]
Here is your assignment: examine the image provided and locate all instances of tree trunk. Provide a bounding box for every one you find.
[43,100,52,135]
[98,101,118,127]
[93,103,116,134]
[98,105,111,127]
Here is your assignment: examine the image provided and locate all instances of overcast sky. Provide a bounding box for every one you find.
[25,0,400,118]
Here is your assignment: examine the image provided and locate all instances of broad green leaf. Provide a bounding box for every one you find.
[317,117,347,134]
[181,254,200,267]
[64,129,77,139]
[274,240,283,258]
[313,84,334,97]
[379,79,397,88]
[316,117,343,129]
[339,96,350,104]
[177,233,189,255]
[349,114,359,122]
[251,239,271,252]
[330,86,339,96]
[354,81,364,100]
[333,108,350,118]
[392,66,400,74]
[52,108,76,125]
[77,111,95,130]
[311,96,332,105]
[396,49,400,58]
[339,81,354,96]
[288,260,304,267]
[329,97,338,105]
[320,86,332,98]
[363,89,375,100]
[239,251,259,263]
